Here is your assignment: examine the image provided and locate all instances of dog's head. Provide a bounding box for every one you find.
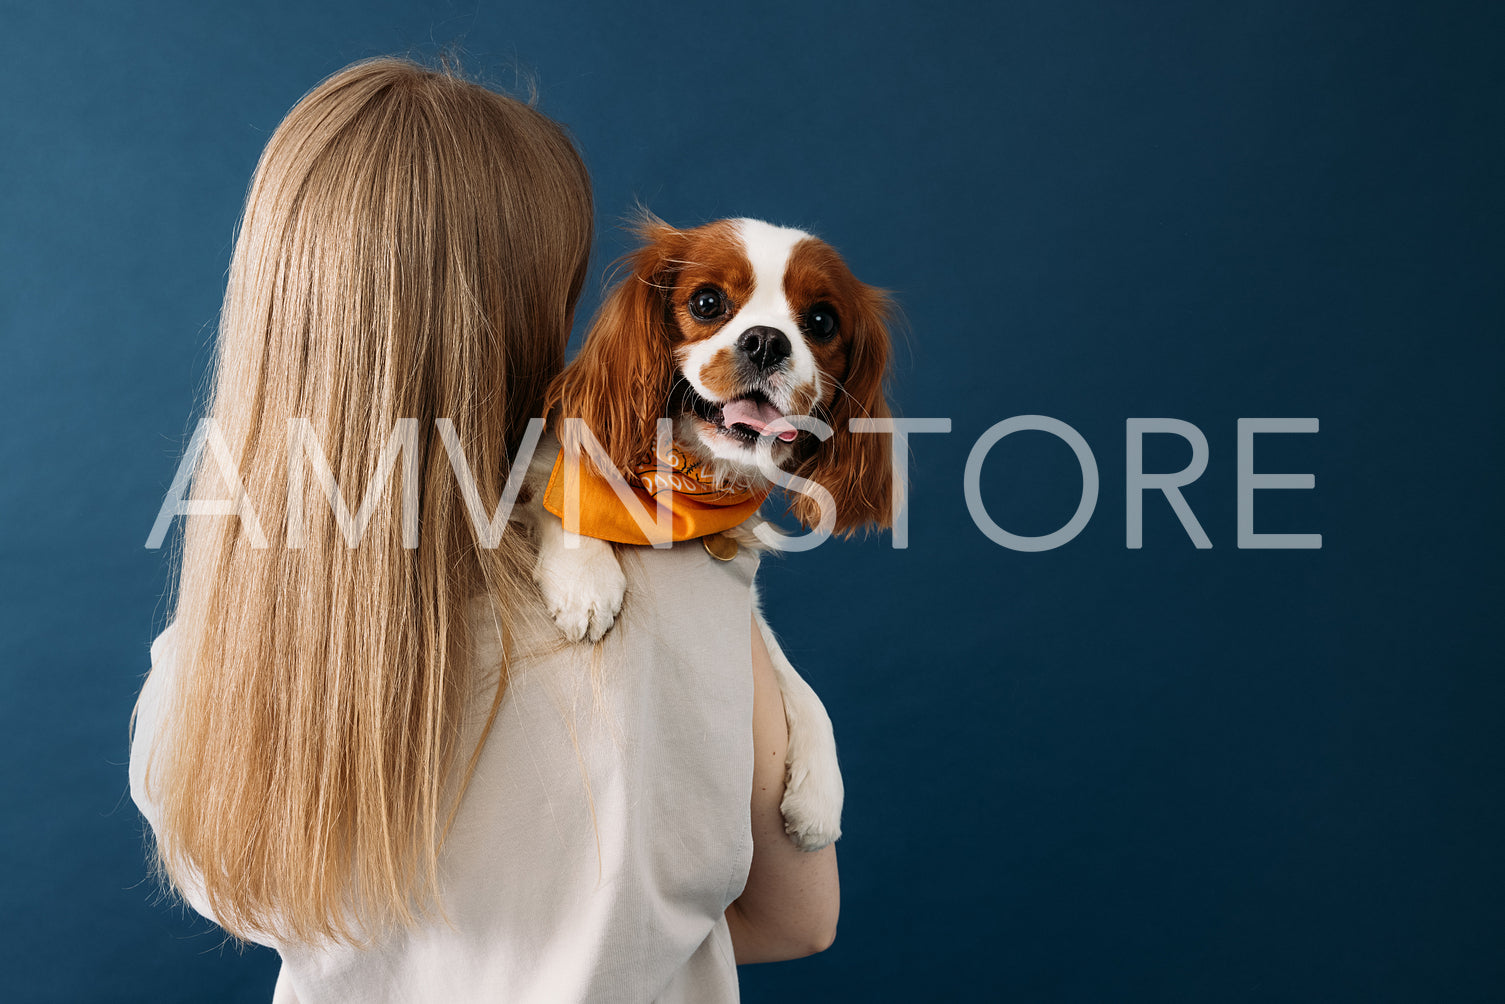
[547,215,895,534]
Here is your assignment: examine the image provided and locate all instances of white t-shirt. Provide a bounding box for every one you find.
[130,540,760,1003]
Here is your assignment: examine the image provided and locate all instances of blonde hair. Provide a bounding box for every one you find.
[137,57,593,944]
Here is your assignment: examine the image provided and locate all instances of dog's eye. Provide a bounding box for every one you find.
[689,288,726,320]
[804,305,839,340]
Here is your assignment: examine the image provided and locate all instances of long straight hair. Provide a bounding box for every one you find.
[136,57,593,945]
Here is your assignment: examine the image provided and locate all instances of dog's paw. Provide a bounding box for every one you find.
[533,541,627,643]
[780,736,844,852]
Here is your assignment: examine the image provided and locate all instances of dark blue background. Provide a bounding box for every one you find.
[3,1,1501,1000]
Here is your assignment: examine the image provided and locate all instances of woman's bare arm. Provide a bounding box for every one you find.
[724,612,841,963]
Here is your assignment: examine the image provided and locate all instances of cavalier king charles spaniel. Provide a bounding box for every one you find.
[522,215,896,850]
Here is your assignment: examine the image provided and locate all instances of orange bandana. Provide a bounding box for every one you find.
[542,444,768,546]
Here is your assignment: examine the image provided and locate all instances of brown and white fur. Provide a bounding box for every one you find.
[521,216,895,850]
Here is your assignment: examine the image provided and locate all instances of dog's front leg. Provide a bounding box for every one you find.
[752,598,844,851]
[530,514,626,643]
[520,445,627,644]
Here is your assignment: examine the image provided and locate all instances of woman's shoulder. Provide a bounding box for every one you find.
[470,535,761,653]
[131,623,181,818]
[148,620,182,669]
[619,534,762,605]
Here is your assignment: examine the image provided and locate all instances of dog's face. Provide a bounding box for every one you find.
[666,218,869,471]
[549,215,896,534]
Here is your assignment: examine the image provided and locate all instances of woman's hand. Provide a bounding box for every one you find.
[723,613,841,963]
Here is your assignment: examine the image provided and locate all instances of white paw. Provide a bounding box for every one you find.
[533,540,627,643]
[780,733,844,851]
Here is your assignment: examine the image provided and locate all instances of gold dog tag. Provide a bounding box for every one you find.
[702,532,739,561]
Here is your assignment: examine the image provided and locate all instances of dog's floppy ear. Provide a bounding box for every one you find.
[546,215,683,474]
[790,281,896,535]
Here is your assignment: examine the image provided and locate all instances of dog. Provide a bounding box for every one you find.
[521,215,895,850]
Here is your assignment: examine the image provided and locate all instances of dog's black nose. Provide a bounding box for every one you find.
[737,326,791,371]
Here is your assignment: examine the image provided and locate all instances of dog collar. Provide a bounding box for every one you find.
[542,445,767,546]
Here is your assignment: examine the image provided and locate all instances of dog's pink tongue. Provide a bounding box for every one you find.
[722,397,798,442]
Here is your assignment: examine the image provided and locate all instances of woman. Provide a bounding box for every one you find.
[130,57,838,1002]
